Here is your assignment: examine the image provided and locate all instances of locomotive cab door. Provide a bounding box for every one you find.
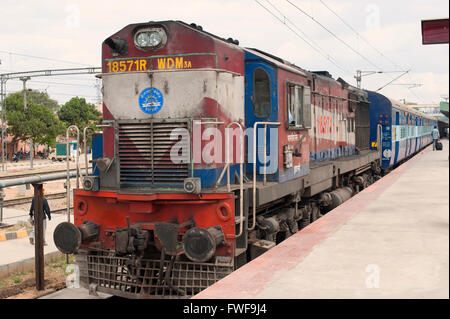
[244,60,278,181]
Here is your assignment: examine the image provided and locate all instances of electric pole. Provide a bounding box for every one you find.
[355,70,409,89]
[1,77,6,171]
[20,76,32,169]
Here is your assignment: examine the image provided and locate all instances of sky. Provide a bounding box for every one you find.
[0,0,448,106]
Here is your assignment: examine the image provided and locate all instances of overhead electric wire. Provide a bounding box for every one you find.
[0,50,92,67]
[254,0,352,75]
[285,0,384,71]
[376,70,410,91]
[288,0,426,100]
[47,92,97,98]
[5,89,97,99]
[318,0,406,71]
[405,72,426,103]
[42,76,98,83]
[264,1,330,57]
[318,0,422,96]
[263,0,350,74]
[29,79,96,88]
[6,74,98,86]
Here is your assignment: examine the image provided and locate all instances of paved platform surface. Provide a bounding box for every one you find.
[39,287,111,299]
[0,209,70,275]
[195,140,449,299]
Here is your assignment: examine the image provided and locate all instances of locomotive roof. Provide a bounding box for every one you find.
[337,77,369,102]
[116,20,346,84]
[244,47,308,77]
[105,20,243,49]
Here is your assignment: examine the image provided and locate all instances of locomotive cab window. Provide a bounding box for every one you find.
[253,68,272,118]
[287,83,311,129]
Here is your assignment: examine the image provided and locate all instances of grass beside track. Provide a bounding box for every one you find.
[0,254,75,299]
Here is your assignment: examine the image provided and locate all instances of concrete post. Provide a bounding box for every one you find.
[32,183,44,290]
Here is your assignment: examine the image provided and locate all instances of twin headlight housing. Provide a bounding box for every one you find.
[134,27,167,50]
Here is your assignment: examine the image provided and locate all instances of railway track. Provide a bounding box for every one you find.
[0,168,85,181]
[0,206,73,222]
[52,207,73,214]
[3,192,68,207]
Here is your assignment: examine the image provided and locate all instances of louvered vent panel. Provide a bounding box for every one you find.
[118,120,189,187]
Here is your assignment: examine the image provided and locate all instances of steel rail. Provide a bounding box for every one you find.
[3,191,67,207]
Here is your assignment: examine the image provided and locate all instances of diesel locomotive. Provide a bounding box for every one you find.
[53,20,437,298]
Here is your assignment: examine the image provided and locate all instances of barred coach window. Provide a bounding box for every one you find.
[253,68,272,118]
[287,83,311,129]
[287,84,303,126]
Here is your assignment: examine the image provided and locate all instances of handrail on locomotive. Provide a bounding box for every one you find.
[83,126,95,178]
[66,125,79,224]
[250,121,281,231]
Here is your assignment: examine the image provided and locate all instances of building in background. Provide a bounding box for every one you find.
[440,101,449,118]
[1,135,46,160]
[412,103,442,117]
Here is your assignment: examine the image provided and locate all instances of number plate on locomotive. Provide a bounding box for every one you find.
[105,57,193,73]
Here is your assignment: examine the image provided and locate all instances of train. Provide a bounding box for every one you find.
[53,20,437,299]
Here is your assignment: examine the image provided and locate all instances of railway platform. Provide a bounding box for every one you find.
[195,140,449,299]
[0,208,69,276]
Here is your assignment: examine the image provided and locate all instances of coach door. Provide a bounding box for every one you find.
[394,111,400,164]
[245,61,278,180]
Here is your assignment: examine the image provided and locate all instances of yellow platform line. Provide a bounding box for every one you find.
[16,230,28,238]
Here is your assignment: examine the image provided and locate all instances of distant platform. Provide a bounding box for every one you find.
[195,140,449,299]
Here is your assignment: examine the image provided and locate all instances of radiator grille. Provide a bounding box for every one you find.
[118,120,189,187]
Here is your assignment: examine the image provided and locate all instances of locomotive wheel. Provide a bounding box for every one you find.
[299,210,311,229]
[310,206,320,223]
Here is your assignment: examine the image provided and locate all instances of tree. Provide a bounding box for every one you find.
[4,90,66,148]
[4,90,60,113]
[57,97,102,147]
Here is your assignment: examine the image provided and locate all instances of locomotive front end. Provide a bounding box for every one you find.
[54,21,245,298]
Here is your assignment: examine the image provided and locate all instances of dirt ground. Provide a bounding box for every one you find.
[0,223,32,232]
[0,254,75,299]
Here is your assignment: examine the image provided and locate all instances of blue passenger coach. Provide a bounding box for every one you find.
[366,90,436,170]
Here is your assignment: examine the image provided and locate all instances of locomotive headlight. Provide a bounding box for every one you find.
[134,28,167,50]
[136,32,150,47]
[148,31,162,46]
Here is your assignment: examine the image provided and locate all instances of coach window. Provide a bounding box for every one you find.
[253,68,271,118]
[287,83,311,129]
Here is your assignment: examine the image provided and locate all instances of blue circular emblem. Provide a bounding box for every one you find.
[139,87,164,114]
